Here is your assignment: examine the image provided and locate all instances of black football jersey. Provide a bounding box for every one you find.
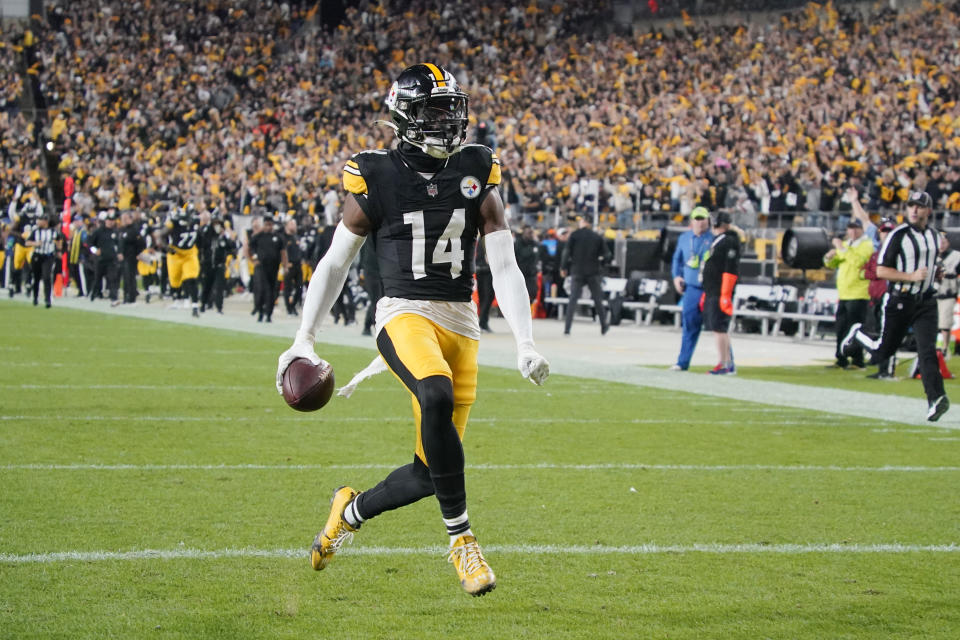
[166,217,199,250]
[13,207,40,246]
[299,227,318,262]
[343,144,501,301]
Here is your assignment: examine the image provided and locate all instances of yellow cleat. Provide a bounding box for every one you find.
[310,486,358,571]
[447,535,496,596]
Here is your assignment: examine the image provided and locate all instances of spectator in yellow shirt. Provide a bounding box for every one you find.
[824,219,875,369]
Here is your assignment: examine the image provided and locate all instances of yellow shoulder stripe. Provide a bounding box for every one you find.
[487,153,501,186]
[343,161,368,195]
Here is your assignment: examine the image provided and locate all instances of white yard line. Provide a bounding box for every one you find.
[0,414,882,427]
[2,462,957,472]
[0,384,263,391]
[2,543,957,565]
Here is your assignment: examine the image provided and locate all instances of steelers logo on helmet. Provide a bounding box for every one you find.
[384,63,469,159]
[460,176,481,199]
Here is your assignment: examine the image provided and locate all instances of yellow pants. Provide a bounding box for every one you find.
[166,246,199,288]
[137,260,158,277]
[379,313,479,465]
[13,244,34,270]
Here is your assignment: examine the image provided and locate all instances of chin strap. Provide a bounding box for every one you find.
[720,272,738,316]
[377,121,461,159]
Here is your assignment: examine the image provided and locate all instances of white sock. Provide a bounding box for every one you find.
[444,511,472,543]
[343,495,364,528]
[449,528,474,545]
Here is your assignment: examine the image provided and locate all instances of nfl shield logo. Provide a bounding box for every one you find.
[426,183,438,198]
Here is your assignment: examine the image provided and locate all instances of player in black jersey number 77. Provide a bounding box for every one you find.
[163,205,202,317]
[277,63,549,596]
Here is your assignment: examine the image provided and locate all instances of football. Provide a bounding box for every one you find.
[282,358,335,412]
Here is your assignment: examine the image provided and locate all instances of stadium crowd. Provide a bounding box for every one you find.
[0,1,959,228]
[5,0,960,319]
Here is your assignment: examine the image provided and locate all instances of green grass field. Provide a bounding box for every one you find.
[1,303,958,639]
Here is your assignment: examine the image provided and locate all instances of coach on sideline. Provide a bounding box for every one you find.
[701,211,740,375]
[670,206,714,371]
[841,191,949,421]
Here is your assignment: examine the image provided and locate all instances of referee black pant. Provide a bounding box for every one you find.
[854,293,944,402]
[30,254,57,306]
[834,299,868,367]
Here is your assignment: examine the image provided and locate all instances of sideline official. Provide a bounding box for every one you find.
[119,211,144,304]
[25,215,63,308]
[89,211,121,304]
[841,191,949,421]
[250,215,285,323]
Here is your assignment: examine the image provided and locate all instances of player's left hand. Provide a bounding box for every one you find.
[276,340,322,394]
[518,345,549,386]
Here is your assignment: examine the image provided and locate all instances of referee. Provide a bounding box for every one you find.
[840,191,949,421]
[25,215,63,308]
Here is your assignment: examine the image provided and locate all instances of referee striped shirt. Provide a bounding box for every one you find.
[28,227,60,256]
[877,223,939,296]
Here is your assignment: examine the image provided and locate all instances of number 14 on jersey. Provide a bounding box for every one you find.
[403,208,466,279]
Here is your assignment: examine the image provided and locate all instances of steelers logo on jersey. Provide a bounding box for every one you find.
[460,176,481,199]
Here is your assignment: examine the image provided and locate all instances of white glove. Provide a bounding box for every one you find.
[518,344,550,386]
[276,339,322,394]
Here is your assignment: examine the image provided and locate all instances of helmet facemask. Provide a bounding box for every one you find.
[411,94,468,158]
[383,64,469,159]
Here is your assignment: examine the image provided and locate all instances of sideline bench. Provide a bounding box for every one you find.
[544,281,838,339]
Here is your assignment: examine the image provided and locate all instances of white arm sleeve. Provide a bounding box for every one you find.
[8,185,21,218]
[485,228,535,349]
[295,222,366,344]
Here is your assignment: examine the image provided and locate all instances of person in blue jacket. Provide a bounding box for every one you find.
[670,206,714,370]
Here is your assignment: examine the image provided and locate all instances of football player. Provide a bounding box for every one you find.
[298,214,319,283]
[208,215,234,313]
[8,186,43,298]
[163,204,201,317]
[138,216,162,303]
[277,63,549,596]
